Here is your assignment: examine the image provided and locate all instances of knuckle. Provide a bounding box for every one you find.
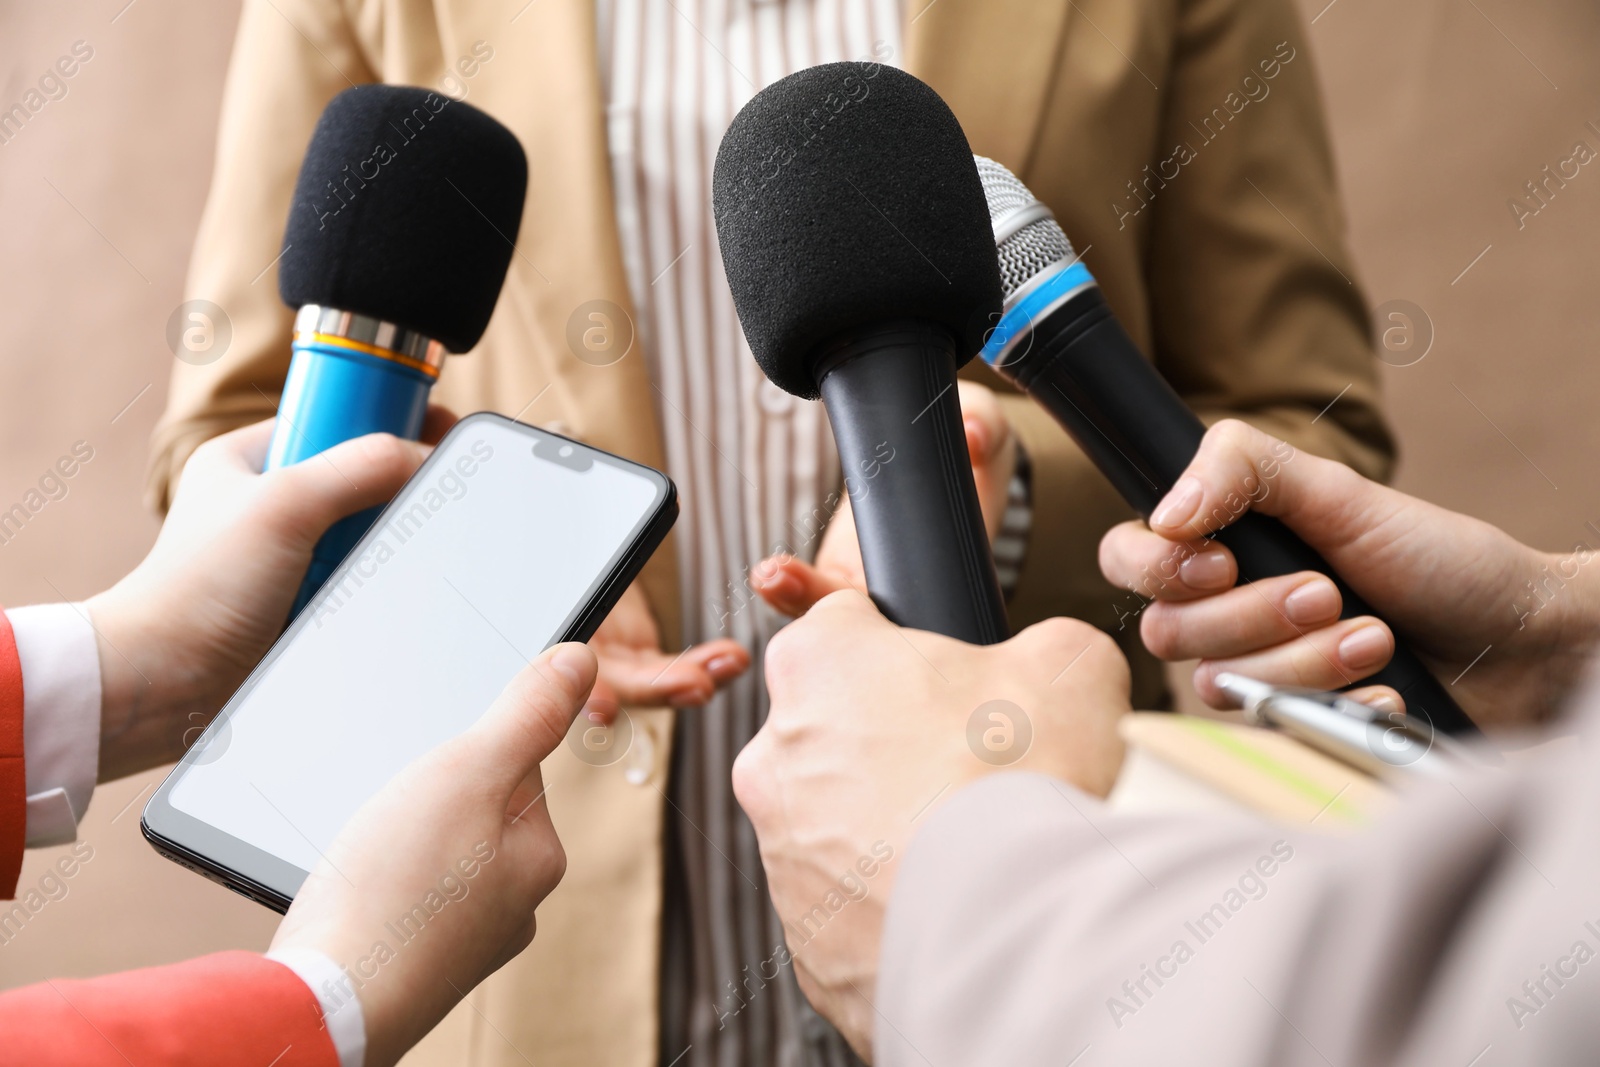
[355,433,415,479]
[1289,642,1333,687]
[187,435,226,468]
[1022,615,1111,663]
[549,839,568,882]
[1321,455,1368,498]
[764,616,825,691]
[1032,614,1096,647]
[763,624,801,683]
[254,472,322,540]
[730,744,765,813]
[528,835,567,890]
[504,672,577,747]
[812,587,864,616]
[1210,418,1257,453]
[1097,524,1132,579]
[1081,626,1131,684]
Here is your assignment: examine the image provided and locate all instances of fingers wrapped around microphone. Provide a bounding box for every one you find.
[1098,418,1415,713]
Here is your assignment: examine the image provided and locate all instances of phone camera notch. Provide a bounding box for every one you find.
[533,435,593,472]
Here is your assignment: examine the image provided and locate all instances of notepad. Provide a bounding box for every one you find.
[1110,712,1393,828]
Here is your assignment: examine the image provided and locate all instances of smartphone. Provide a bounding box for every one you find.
[142,413,676,911]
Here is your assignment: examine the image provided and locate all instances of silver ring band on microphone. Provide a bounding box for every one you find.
[989,200,1055,246]
[292,304,449,376]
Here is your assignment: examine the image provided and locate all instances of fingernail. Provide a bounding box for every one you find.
[1284,579,1340,625]
[1178,550,1232,590]
[1151,477,1203,529]
[549,644,591,687]
[1366,692,1402,714]
[1337,626,1392,671]
[583,695,618,723]
[670,683,713,707]
[756,567,800,597]
[751,555,788,582]
[706,654,743,679]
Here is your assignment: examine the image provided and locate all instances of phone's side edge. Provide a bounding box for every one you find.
[140,816,293,914]
[561,476,679,646]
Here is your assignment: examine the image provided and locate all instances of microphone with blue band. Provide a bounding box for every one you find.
[268,306,448,616]
[973,156,1477,736]
[265,84,526,619]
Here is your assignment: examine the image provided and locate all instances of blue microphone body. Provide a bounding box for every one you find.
[267,305,445,617]
[263,84,528,623]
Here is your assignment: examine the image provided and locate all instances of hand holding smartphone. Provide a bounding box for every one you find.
[143,414,676,909]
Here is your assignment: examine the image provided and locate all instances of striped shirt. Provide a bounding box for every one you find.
[598,2,901,1064]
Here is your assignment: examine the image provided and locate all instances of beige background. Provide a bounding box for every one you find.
[0,0,1595,999]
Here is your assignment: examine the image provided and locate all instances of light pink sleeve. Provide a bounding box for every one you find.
[875,742,1600,1067]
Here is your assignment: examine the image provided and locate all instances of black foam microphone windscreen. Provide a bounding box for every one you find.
[714,62,1002,397]
[713,63,1009,644]
[279,85,527,353]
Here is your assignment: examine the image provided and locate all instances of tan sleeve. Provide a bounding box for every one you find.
[146,0,375,513]
[979,0,1394,691]
[1144,0,1393,477]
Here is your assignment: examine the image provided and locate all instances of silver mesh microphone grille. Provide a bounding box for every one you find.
[973,156,1036,218]
[974,156,1078,301]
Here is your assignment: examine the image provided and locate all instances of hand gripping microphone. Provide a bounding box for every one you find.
[972,157,1476,734]
[268,85,527,617]
[712,64,1008,645]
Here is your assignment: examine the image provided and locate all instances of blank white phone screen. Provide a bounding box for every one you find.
[168,418,660,873]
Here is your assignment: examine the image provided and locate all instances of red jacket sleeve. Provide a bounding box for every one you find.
[0,607,24,898]
[0,951,340,1067]
[0,615,339,1065]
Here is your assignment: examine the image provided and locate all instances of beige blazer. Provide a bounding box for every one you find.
[150,1,1394,1062]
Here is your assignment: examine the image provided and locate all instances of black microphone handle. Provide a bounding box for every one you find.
[1004,290,1476,734]
[815,321,1010,646]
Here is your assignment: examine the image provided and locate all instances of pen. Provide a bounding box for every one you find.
[1213,673,1477,784]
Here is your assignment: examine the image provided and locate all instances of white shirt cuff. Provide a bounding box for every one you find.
[266,947,367,1067]
[10,604,102,847]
